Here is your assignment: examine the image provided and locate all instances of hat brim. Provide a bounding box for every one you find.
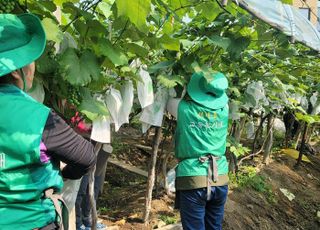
[0,14,46,77]
[187,72,228,110]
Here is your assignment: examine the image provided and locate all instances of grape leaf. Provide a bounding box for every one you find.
[79,96,110,121]
[94,39,128,66]
[42,18,63,43]
[123,43,149,57]
[37,55,57,74]
[227,36,251,60]
[208,35,231,50]
[98,0,115,19]
[148,61,175,73]
[53,0,79,6]
[295,113,316,124]
[195,2,221,21]
[157,75,186,88]
[59,48,101,86]
[160,34,180,51]
[116,0,151,33]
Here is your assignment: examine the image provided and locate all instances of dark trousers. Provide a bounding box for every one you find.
[75,175,103,228]
[75,148,110,228]
[179,185,228,230]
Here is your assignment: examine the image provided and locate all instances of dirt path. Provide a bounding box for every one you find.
[224,154,320,230]
[97,128,320,230]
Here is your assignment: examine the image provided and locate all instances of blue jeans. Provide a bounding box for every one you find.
[179,185,228,230]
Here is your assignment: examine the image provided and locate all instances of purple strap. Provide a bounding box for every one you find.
[40,141,51,163]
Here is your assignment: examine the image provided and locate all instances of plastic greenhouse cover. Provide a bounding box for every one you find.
[237,0,320,52]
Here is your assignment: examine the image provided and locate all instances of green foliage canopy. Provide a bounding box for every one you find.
[11,0,319,122]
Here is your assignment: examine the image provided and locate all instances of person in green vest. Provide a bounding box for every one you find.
[167,72,229,230]
[0,14,96,230]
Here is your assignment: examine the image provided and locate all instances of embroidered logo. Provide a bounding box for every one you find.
[198,112,218,119]
[189,121,223,130]
[0,153,5,168]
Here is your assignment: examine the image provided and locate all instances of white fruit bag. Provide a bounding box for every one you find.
[61,179,82,210]
[137,66,154,108]
[91,116,111,143]
[105,88,123,131]
[140,87,169,132]
[166,166,177,193]
[119,80,134,126]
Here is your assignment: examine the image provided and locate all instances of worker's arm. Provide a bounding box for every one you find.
[42,110,96,179]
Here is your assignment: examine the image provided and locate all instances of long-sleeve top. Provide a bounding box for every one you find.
[42,110,96,179]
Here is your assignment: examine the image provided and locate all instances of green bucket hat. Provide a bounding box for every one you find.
[187,72,229,109]
[0,13,46,77]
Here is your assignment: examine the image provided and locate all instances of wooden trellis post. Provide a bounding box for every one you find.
[89,142,103,230]
[296,122,309,167]
[143,127,162,223]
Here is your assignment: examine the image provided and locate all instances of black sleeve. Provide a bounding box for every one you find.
[42,110,96,179]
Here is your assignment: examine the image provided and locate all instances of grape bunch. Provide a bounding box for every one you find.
[47,42,57,60]
[67,86,82,106]
[0,0,16,13]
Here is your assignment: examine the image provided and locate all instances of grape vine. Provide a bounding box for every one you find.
[10,0,319,226]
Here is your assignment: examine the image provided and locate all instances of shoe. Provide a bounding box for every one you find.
[97,222,107,230]
[83,222,107,230]
[77,225,86,230]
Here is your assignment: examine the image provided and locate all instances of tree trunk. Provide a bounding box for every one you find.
[155,132,169,196]
[163,151,172,195]
[144,128,151,143]
[306,126,315,143]
[227,151,238,173]
[238,114,275,166]
[296,122,309,167]
[233,122,241,142]
[258,112,264,146]
[251,113,267,155]
[234,116,246,142]
[89,142,102,230]
[229,117,245,169]
[229,121,236,136]
[294,128,302,150]
[263,114,274,164]
[143,127,162,223]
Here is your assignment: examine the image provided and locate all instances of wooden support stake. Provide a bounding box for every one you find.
[89,142,102,230]
[263,114,275,164]
[143,127,162,223]
[251,112,266,157]
[296,122,308,167]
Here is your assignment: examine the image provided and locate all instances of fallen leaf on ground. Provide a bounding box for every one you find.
[280,188,295,201]
[128,213,139,219]
[115,219,126,226]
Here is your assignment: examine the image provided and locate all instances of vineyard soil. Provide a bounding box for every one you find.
[96,127,320,230]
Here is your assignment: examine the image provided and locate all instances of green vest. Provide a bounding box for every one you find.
[175,99,229,178]
[0,84,64,230]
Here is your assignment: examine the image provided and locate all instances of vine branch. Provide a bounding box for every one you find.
[113,19,129,45]
[238,114,276,166]
[62,0,103,32]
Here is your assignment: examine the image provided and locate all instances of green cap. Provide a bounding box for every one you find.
[0,13,46,77]
[187,72,228,109]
